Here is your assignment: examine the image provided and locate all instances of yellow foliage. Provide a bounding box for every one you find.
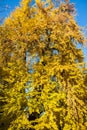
[0,0,87,130]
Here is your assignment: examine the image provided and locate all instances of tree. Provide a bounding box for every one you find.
[0,0,87,130]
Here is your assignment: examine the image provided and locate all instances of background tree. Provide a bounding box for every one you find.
[0,0,87,130]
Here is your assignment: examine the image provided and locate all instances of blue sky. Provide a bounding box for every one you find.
[0,0,87,27]
[0,0,87,60]
[71,0,87,27]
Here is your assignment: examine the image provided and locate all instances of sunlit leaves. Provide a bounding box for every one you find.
[0,0,87,130]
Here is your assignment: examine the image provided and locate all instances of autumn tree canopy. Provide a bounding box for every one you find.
[0,0,87,130]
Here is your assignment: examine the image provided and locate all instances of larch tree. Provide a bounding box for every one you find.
[0,0,87,130]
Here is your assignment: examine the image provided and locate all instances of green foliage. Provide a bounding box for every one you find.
[0,0,87,130]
